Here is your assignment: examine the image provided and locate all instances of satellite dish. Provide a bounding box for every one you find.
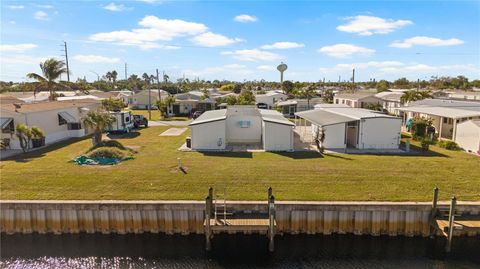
[277,62,288,83]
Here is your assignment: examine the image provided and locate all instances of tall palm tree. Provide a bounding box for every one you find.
[400,90,432,104]
[82,109,116,146]
[27,58,69,101]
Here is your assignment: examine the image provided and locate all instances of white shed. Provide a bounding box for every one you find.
[295,104,402,150]
[455,120,480,154]
[189,106,294,151]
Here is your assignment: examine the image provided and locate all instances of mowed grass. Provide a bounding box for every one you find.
[1,126,479,201]
[125,109,189,121]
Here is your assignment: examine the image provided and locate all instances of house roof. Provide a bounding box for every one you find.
[0,95,24,104]
[189,109,227,125]
[334,93,375,100]
[0,99,100,114]
[276,100,297,106]
[374,92,403,102]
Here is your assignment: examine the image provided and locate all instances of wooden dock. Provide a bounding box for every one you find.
[430,187,480,252]
[204,187,276,252]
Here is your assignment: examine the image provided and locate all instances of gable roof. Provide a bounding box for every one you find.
[189,109,227,125]
[1,99,100,114]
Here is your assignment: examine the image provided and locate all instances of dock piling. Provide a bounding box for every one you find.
[429,186,439,237]
[268,193,275,252]
[445,196,456,253]
[205,187,213,251]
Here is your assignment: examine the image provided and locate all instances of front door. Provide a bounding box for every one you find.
[346,121,358,148]
[173,104,180,115]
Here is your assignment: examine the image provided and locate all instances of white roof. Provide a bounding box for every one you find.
[399,106,480,118]
[259,109,294,126]
[296,105,399,126]
[189,109,227,125]
[57,95,101,101]
[276,100,297,106]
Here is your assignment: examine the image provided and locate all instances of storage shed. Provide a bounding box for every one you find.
[455,120,480,154]
[295,104,402,150]
[189,106,294,151]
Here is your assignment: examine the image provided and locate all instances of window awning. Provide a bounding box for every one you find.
[295,109,356,127]
[58,111,77,123]
[0,117,13,129]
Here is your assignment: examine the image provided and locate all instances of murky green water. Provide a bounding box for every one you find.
[1,233,479,268]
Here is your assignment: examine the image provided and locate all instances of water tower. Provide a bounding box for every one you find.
[277,62,288,83]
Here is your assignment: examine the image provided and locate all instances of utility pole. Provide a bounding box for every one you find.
[61,41,70,82]
[156,69,162,117]
[124,63,127,80]
[352,68,355,92]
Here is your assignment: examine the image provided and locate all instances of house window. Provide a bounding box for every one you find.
[239,120,251,128]
[68,123,81,130]
[58,115,67,125]
[125,116,130,122]
[335,99,339,104]
[443,117,448,124]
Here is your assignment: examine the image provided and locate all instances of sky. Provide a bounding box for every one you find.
[1,0,479,83]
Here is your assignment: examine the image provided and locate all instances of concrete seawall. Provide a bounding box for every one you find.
[1,200,479,237]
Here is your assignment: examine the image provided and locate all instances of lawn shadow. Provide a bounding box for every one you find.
[107,131,141,139]
[200,151,253,158]
[398,143,450,158]
[3,137,88,163]
[272,151,324,159]
[322,153,353,160]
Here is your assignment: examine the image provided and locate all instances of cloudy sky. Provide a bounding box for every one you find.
[1,0,479,82]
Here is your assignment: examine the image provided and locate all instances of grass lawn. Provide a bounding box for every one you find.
[1,126,479,201]
[125,109,189,122]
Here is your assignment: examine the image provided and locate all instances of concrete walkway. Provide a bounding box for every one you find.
[160,128,187,136]
[150,120,192,126]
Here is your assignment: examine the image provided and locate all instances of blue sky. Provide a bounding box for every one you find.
[1,0,479,82]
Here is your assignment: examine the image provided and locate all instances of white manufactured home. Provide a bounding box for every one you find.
[453,120,480,154]
[295,104,402,150]
[189,106,294,151]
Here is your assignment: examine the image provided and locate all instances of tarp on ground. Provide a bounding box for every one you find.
[73,155,133,165]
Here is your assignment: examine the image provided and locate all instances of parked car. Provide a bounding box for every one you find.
[192,111,203,119]
[133,114,148,128]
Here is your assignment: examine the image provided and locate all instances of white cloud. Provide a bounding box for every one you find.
[89,15,208,49]
[260,42,305,50]
[337,15,412,36]
[0,44,38,53]
[256,65,276,71]
[103,2,130,12]
[191,32,243,47]
[34,11,49,20]
[73,54,121,64]
[8,21,16,24]
[222,49,282,62]
[136,0,161,3]
[7,5,24,9]
[390,36,465,48]
[318,44,375,58]
[234,14,257,23]
[1,55,50,65]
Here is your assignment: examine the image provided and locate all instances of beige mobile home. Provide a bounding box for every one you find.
[189,106,294,151]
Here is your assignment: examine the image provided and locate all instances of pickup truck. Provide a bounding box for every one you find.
[133,114,148,128]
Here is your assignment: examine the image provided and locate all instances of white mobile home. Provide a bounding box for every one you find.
[295,104,402,150]
[0,99,101,150]
[106,111,134,133]
[189,106,294,151]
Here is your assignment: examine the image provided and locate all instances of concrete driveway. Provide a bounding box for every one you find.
[149,120,192,126]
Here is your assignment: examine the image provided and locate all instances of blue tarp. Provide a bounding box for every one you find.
[73,155,133,165]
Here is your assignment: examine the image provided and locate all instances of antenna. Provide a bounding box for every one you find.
[277,62,288,83]
[124,63,128,80]
[60,41,70,82]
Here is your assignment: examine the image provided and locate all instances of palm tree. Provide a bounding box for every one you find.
[26,58,69,101]
[142,73,151,84]
[400,90,432,104]
[16,123,33,152]
[82,109,116,146]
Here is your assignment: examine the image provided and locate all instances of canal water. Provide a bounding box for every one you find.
[1,233,479,268]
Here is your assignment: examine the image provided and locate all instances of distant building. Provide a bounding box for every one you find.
[172,91,215,116]
[333,93,380,108]
[127,89,169,109]
[276,98,323,117]
[374,91,404,116]
[254,90,288,109]
[189,106,294,151]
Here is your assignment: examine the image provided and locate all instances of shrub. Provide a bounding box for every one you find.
[420,136,431,151]
[87,147,127,159]
[410,117,432,140]
[87,140,129,152]
[438,140,460,150]
[30,126,45,138]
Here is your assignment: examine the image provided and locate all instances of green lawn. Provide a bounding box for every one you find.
[1,126,479,201]
[125,109,189,121]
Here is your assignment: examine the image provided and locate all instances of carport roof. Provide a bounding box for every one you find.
[398,106,480,119]
[295,109,355,127]
[259,109,294,126]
